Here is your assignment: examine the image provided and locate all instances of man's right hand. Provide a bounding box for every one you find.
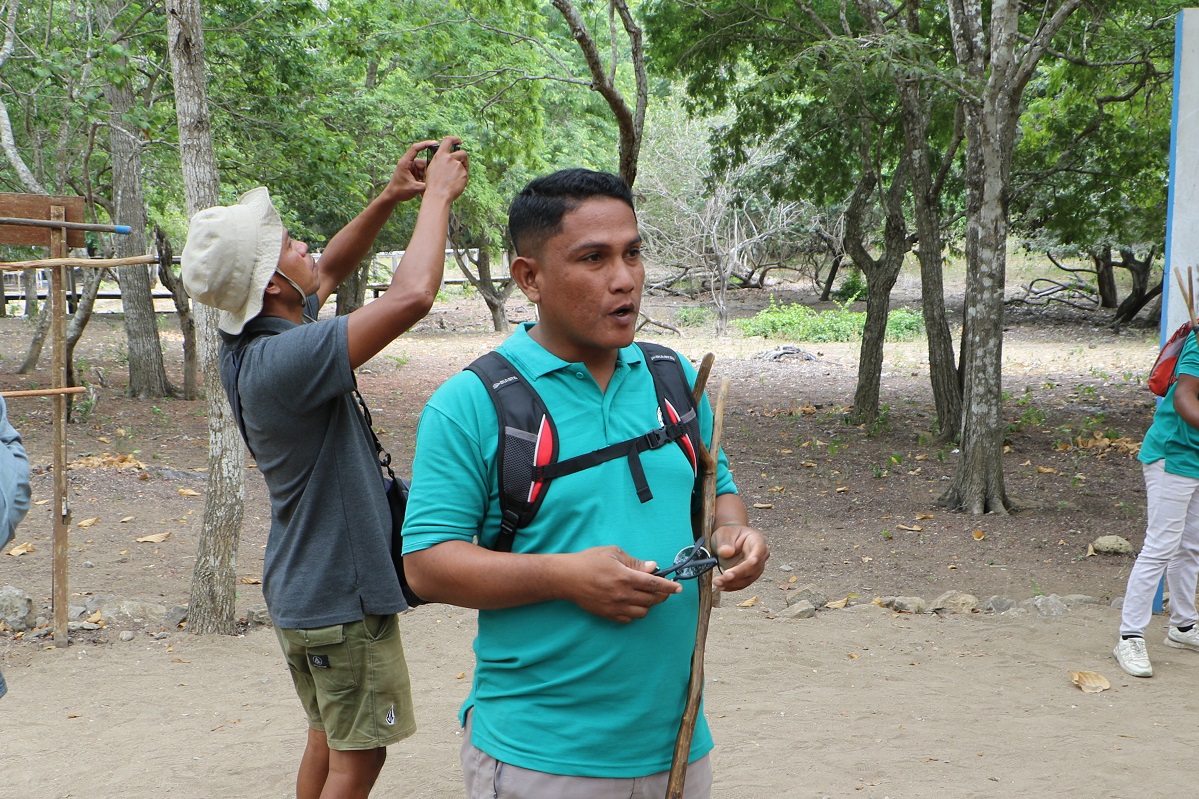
[554,546,682,624]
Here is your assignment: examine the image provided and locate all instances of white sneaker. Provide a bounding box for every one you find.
[1114,637,1153,677]
[1165,626,1199,652]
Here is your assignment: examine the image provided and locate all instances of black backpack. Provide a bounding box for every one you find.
[465,341,703,553]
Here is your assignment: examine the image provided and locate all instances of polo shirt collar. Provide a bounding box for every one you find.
[504,322,645,380]
[218,313,300,347]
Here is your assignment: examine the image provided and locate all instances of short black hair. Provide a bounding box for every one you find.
[508,169,634,256]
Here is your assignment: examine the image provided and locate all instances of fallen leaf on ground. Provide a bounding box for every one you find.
[239,576,261,585]
[6,542,34,557]
[897,523,922,532]
[177,488,201,497]
[835,486,849,493]
[916,513,933,520]
[736,596,759,608]
[34,499,49,506]
[1036,466,1058,474]
[825,597,849,609]
[972,530,986,540]
[753,502,773,509]
[847,653,860,659]
[76,517,99,528]
[1069,670,1110,693]
[119,516,135,523]
[87,611,102,624]
[1087,543,1096,557]
[136,532,171,544]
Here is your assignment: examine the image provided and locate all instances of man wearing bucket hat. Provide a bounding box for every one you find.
[181,136,467,799]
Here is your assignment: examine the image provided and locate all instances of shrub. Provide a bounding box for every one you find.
[675,306,712,327]
[830,269,867,303]
[736,297,926,343]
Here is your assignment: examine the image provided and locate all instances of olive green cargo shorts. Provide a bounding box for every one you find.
[276,613,416,750]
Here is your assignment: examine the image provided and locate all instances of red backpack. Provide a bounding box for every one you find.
[1149,322,1195,396]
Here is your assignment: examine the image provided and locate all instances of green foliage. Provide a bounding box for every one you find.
[829,269,867,303]
[674,306,712,327]
[1012,4,1179,251]
[736,297,925,343]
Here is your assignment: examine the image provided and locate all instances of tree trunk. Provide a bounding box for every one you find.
[550,0,646,186]
[473,249,515,333]
[1094,248,1118,309]
[820,254,842,302]
[21,268,36,316]
[942,0,1081,513]
[101,0,172,399]
[156,229,198,399]
[65,267,105,387]
[943,110,1011,513]
[168,0,245,636]
[335,257,370,316]
[17,299,50,373]
[842,161,908,424]
[1111,247,1158,326]
[897,80,962,440]
[451,242,517,334]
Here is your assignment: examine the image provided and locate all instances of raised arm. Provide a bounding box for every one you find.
[313,139,436,305]
[343,136,468,368]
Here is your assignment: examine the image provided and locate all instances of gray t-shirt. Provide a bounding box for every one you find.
[220,299,405,628]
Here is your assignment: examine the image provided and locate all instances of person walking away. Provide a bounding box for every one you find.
[1115,332,1199,677]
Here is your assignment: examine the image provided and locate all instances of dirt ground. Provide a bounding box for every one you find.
[0,277,1187,798]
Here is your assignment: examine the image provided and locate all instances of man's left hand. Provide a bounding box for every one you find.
[710,525,769,592]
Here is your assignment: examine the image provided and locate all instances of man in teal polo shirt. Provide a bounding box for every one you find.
[403,168,769,798]
[1114,332,1199,677]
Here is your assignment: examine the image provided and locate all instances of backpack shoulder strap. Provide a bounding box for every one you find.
[466,345,705,552]
[636,342,702,478]
[222,326,280,459]
[466,351,557,553]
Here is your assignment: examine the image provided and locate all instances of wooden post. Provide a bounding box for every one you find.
[50,206,70,647]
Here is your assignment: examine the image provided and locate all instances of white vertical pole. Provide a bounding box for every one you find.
[1155,9,1199,614]
[1164,9,1199,341]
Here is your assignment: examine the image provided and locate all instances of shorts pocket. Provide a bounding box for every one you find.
[363,613,394,642]
[302,624,357,694]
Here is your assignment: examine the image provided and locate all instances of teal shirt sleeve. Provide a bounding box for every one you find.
[0,396,32,548]
[402,371,497,554]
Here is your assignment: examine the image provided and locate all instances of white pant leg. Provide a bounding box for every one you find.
[1168,471,1199,629]
[1121,460,1199,636]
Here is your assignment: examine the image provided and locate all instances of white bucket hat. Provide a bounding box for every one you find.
[181,187,285,335]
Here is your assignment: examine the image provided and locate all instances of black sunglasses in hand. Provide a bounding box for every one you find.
[653,538,720,581]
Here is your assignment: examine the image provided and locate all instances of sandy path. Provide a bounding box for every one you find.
[2,600,1193,799]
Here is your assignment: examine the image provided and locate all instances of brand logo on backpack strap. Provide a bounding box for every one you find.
[492,376,519,390]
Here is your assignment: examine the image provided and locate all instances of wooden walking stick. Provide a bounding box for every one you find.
[666,352,729,799]
[1175,267,1199,336]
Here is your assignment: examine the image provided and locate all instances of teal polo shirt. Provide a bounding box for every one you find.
[403,324,737,778]
[1141,333,1199,477]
